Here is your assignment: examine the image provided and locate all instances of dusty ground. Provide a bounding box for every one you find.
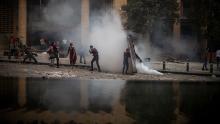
[0,62,219,82]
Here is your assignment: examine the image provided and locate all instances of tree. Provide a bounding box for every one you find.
[189,0,220,51]
[123,0,179,35]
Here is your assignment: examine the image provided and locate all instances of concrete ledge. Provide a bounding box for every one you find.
[159,70,220,77]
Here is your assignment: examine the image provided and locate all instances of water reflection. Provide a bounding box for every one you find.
[0,77,220,124]
[124,81,175,124]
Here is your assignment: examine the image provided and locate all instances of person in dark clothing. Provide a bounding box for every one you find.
[49,42,59,68]
[8,36,16,59]
[122,48,131,74]
[202,48,209,70]
[23,46,38,63]
[89,45,101,72]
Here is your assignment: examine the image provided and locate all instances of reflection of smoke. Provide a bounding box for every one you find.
[89,80,125,112]
[27,79,125,112]
[90,10,127,72]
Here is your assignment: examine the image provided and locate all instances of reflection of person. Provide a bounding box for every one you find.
[67,43,77,66]
[202,48,209,70]
[89,45,101,72]
[216,49,220,70]
[122,48,131,74]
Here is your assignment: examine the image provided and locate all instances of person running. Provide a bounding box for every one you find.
[67,43,77,66]
[89,45,101,72]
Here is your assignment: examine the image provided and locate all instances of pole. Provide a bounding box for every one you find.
[163,61,166,70]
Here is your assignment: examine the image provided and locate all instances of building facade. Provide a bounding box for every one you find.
[1,0,207,60]
[0,0,127,50]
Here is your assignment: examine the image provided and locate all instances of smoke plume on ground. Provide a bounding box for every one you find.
[136,61,163,75]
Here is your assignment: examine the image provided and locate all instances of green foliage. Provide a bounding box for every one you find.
[123,0,179,34]
[189,0,220,47]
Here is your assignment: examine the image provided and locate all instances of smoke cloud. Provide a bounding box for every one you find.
[30,0,82,42]
[136,61,163,75]
[89,10,128,72]
[32,0,163,74]
[133,20,199,61]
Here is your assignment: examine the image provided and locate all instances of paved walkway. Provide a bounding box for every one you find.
[0,51,220,77]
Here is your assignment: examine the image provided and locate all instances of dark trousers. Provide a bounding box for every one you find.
[202,59,208,70]
[50,53,59,67]
[122,62,129,74]
[91,55,101,71]
[23,54,38,63]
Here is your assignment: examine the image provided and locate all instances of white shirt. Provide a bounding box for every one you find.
[216,50,220,57]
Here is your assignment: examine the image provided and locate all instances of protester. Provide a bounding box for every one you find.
[67,43,77,66]
[202,48,209,70]
[89,45,101,72]
[8,36,16,59]
[23,45,38,63]
[216,49,220,70]
[15,38,23,59]
[47,43,55,66]
[49,42,59,68]
[122,48,131,74]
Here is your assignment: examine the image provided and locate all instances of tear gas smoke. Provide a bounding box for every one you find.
[89,10,128,72]
[136,61,163,75]
[89,10,163,74]
[32,0,162,74]
[31,0,82,42]
[133,20,199,61]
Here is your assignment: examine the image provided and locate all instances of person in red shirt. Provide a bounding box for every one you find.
[67,43,77,66]
[89,45,101,72]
